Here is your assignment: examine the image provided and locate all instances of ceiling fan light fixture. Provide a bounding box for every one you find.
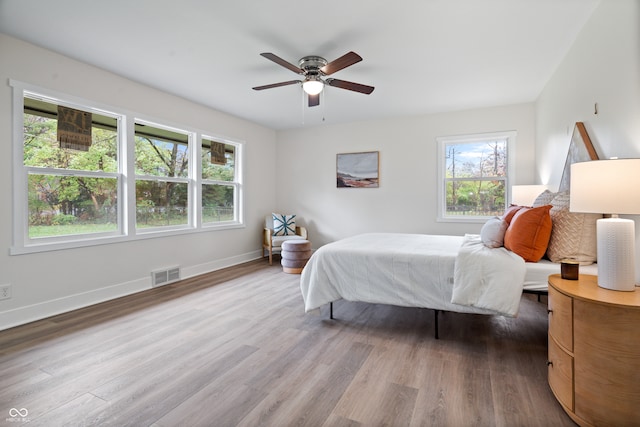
[255,52,374,106]
[302,79,324,95]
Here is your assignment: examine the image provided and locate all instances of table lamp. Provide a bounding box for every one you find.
[511,185,548,206]
[570,159,640,291]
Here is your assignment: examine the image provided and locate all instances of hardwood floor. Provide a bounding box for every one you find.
[0,260,575,426]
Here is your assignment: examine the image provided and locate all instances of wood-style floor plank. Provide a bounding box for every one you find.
[0,259,575,426]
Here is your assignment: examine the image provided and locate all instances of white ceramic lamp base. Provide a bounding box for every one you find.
[596,218,637,291]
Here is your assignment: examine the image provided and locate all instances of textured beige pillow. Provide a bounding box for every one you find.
[532,189,556,207]
[546,192,601,264]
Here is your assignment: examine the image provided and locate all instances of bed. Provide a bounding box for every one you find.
[299,231,597,338]
[300,190,600,337]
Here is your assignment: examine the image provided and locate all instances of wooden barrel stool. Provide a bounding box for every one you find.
[281,240,312,274]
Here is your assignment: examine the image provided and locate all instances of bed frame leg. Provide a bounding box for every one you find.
[327,302,439,337]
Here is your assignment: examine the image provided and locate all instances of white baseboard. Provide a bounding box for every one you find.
[0,249,264,332]
[0,277,149,332]
[181,250,262,279]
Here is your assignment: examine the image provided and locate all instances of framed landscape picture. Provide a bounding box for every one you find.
[336,151,379,188]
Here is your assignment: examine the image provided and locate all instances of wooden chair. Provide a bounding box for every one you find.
[263,216,308,265]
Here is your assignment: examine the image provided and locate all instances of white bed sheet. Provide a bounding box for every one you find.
[300,233,487,314]
[300,233,598,315]
[524,260,597,291]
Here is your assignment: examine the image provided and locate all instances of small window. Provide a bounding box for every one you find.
[201,138,239,224]
[134,121,191,230]
[437,131,515,222]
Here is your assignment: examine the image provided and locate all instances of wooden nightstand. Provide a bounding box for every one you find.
[547,274,640,426]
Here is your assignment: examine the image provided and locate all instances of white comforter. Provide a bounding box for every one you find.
[300,233,526,317]
[452,234,526,316]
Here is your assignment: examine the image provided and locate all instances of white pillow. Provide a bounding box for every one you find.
[480,216,508,248]
[272,213,296,236]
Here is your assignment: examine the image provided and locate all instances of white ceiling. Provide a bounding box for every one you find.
[0,0,600,130]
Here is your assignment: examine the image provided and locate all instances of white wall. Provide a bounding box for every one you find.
[536,0,640,183]
[0,34,277,330]
[276,103,536,247]
[536,0,640,280]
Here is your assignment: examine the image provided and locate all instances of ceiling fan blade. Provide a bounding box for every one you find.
[320,51,362,75]
[326,78,375,94]
[252,80,301,90]
[308,93,320,107]
[260,53,304,74]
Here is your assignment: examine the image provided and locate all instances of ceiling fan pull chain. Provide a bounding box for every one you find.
[301,89,306,125]
[322,90,326,122]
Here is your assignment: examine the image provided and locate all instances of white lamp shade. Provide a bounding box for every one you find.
[511,185,547,206]
[570,158,640,291]
[570,159,640,214]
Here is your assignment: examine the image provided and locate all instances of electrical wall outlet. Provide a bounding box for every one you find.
[0,284,11,300]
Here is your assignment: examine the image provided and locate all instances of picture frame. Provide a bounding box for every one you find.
[336,151,379,188]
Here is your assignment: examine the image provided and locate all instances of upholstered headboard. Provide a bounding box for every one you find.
[558,122,599,192]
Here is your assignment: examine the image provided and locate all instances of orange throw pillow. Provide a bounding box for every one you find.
[502,205,525,225]
[504,205,553,262]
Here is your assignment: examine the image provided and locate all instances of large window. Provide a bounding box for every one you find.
[437,131,515,222]
[11,81,244,253]
[22,94,121,241]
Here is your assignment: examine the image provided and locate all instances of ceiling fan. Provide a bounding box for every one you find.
[252,51,375,107]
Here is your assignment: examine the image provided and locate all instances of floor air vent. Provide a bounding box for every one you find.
[152,267,181,287]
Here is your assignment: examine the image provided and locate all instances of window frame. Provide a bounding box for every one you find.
[133,118,193,233]
[200,135,242,227]
[10,80,245,255]
[436,131,516,223]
